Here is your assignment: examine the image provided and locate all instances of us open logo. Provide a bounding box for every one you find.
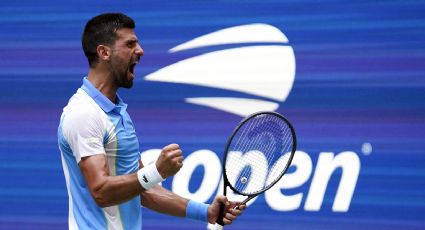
[141,24,361,214]
[145,23,296,117]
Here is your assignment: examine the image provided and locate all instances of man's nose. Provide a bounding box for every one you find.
[135,43,144,57]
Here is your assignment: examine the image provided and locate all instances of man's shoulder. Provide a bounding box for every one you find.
[62,89,105,121]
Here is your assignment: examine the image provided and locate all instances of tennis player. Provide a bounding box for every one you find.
[58,13,245,229]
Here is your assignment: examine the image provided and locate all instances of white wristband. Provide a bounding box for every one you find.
[137,163,165,190]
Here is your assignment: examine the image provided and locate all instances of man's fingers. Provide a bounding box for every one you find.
[223,216,234,225]
[212,196,246,226]
[233,203,246,211]
[215,195,230,206]
[174,156,184,163]
[229,207,243,216]
[170,152,183,168]
[220,202,244,225]
[175,157,184,169]
[225,212,237,221]
[238,204,246,210]
[223,219,232,225]
[163,143,180,151]
[222,210,241,225]
[168,149,183,158]
[157,143,183,178]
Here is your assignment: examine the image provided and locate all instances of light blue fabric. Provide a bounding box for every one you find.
[186,200,209,222]
[58,78,142,229]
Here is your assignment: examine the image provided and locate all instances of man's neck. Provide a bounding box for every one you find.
[87,68,118,103]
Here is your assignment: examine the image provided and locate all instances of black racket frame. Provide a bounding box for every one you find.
[216,111,297,225]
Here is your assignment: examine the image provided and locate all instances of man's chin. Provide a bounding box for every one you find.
[121,81,133,89]
[118,75,134,88]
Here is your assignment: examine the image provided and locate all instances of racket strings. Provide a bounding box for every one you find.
[232,115,269,188]
[229,118,280,193]
[250,123,292,190]
[264,126,292,183]
[225,113,294,195]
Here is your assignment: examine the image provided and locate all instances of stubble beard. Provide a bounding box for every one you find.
[110,57,133,89]
[117,72,133,88]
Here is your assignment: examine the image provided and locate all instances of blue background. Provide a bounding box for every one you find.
[0,0,424,229]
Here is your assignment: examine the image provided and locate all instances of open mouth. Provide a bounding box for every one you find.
[129,63,137,76]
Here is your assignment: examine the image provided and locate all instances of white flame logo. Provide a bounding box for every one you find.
[145,23,296,117]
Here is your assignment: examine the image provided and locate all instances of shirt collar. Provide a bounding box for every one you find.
[81,77,127,113]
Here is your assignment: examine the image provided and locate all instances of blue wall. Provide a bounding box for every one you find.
[0,0,424,229]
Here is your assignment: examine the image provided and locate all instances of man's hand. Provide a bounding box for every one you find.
[207,195,246,225]
[156,143,183,178]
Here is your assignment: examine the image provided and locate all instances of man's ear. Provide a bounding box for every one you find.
[96,45,112,61]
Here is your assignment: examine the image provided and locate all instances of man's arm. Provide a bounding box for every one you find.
[139,159,188,216]
[141,184,189,217]
[139,160,245,225]
[79,154,143,207]
[79,144,183,208]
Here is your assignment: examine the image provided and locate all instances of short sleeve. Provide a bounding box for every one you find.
[62,106,106,162]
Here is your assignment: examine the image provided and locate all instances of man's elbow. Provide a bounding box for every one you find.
[92,190,111,208]
[93,195,110,208]
[91,183,112,208]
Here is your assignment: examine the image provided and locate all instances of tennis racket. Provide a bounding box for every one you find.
[214,111,296,229]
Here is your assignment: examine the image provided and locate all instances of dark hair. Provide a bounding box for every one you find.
[82,13,135,67]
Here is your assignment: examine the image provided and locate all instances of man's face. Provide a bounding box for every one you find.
[109,28,144,88]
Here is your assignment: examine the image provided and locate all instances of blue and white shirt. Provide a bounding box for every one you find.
[58,78,142,230]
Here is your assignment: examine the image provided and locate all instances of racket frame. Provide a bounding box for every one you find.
[215,111,296,227]
[221,111,297,199]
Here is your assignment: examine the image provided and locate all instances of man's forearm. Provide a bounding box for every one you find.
[141,185,189,217]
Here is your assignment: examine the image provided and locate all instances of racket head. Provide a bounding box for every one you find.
[222,111,296,196]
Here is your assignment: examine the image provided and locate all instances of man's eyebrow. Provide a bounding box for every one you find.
[127,38,138,43]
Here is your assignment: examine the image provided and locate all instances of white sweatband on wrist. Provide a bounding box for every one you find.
[137,163,165,190]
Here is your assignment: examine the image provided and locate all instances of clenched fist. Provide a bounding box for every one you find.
[156,143,183,178]
[207,195,246,225]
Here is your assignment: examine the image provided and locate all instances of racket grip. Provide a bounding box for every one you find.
[215,202,225,228]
